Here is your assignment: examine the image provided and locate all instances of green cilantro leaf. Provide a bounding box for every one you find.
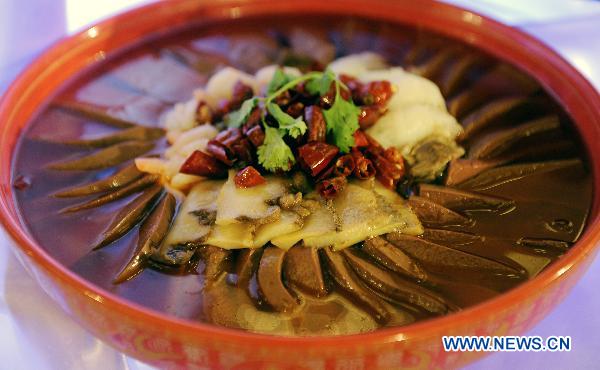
[257,126,296,172]
[225,97,258,128]
[305,69,336,96]
[322,93,360,153]
[266,102,307,139]
[267,68,295,95]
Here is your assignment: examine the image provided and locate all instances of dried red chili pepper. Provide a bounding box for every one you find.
[297,142,339,177]
[305,106,327,142]
[241,107,263,135]
[206,142,233,166]
[360,80,393,107]
[333,154,356,177]
[245,125,265,147]
[230,80,254,109]
[319,82,351,109]
[364,132,384,156]
[358,106,385,129]
[180,150,228,178]
[352,150,376,179]
[232,138,254,164]
[353,130,369,148]
[318,176,347,199]
[372,154,404,189]
[286,101,305,118]
[235,166,266,188]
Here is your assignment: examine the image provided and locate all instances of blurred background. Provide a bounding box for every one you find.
[1,1,599,369]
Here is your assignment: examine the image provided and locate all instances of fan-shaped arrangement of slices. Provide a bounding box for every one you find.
[12,17,591,335]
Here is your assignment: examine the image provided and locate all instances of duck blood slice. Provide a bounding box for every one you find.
[200,245,232,281]
[458,97,544,142]
[52,99,139,128]
[48,140,155,171]
[361,237,427,281]
[61,174,159,213]
[343,249,453,315]
[113,192,176,283]
[234,248,264,287]
[55,126,165,148]
[457,158,582,191]
[418,183,514,213]
[321,248,391,324]
[386,233,520,275]
[438,53,492,97]
[257,247,298,312]
[162,46,228,76]
[421,229,482,246]
[517,237,570,252]
[444,158,506,186]
[467,115,560,159]
[409,48,458,80]
[93,184,163,249]
[283,244,327,297]
[407,196,473,228]
[54,163,144,197]
[447,64,540,119]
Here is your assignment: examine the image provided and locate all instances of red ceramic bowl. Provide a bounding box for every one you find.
[1,1,600,369]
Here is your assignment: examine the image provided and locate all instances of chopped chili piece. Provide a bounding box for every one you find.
[305,106,327,142]
[318,176,347,199]
[333,154,356,177]
[298,142,339,177]
[180,150,228,178]
[358,106,384,129]
[352,150,376,179]
[235,166,266,188]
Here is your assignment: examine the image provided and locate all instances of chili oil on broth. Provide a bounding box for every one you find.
[11,15,592,335]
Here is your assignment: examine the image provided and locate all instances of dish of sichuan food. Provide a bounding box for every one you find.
[12,17,591,336]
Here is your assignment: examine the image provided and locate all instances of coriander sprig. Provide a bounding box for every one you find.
[225,68,361,172]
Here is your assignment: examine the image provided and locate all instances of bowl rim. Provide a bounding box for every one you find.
[1,0,600,349]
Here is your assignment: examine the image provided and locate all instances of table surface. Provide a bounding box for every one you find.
[1,1,599,369]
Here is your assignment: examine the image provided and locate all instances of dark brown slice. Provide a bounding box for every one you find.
[386,233,522,276]
[52,99,139,128]
[438,53,491,97]
[321,248,391,324]
[447,64,540,119]
[93,184,163,250]
[233,248,264,287]
[283,244,327,297]
[200,245,232,281]
[407,196,473,228]
[458,97,544,142]
[457,158,581,191]
[444,158,506,186]
[55,126,164,148]
[418,183,514,213]
[53,163,144,197]
[162,46,230,75]
[257,247,298,312]
[48,140,155,171]
[113,193,176,283]
[421,229,483,246]
[467,115,560,159]
[517,237,570,252]
[408,48,457,80]
[361,237,427,281]
[60,174,159,213]
[343,249,453,315]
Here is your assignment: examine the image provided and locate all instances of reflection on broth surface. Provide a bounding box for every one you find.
[12,16,591,336]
